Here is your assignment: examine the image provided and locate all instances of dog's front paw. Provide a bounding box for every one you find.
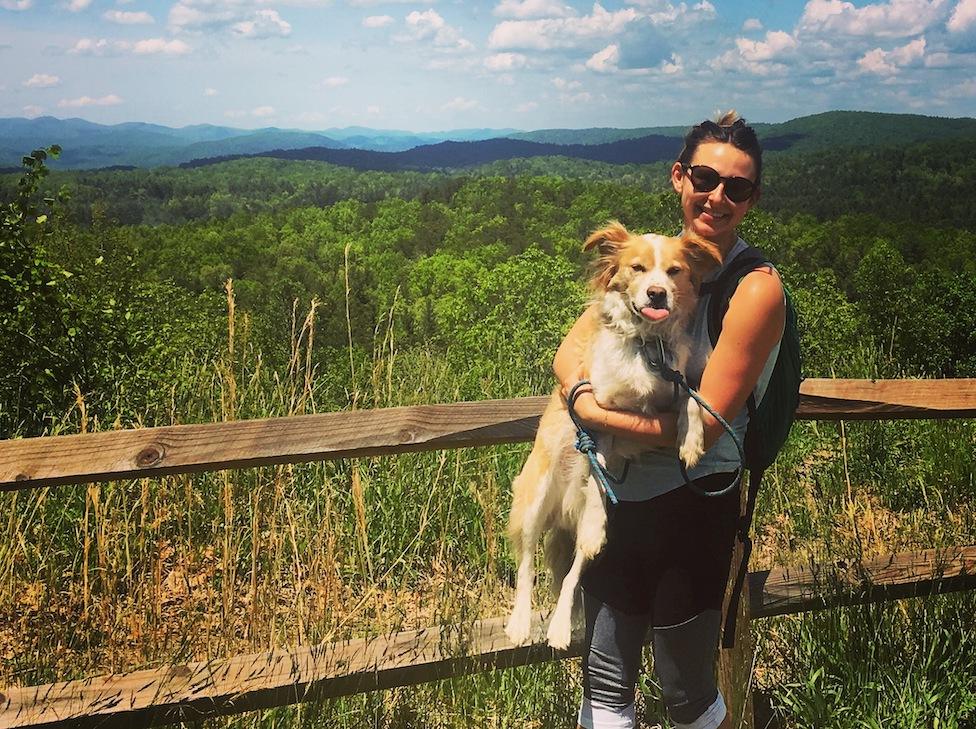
[679,435,704,469]
[505,608,532,647]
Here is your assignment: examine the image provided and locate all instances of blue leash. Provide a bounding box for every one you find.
[566,381,623,505]
[643,338,743,497]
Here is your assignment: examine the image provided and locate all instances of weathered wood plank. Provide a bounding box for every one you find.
[0,611,577,729]
[0,397,550,491]
[2,379,974,491]
[797,378,976,420]
[3,546,974,729]
[749,545,976,618]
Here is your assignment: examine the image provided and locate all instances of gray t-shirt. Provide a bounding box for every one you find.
[611,237,782,501]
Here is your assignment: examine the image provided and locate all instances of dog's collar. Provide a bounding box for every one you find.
[641,336,670,369]
[642,336,681,406]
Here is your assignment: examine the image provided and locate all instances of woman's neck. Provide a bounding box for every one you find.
[715,232,739,260]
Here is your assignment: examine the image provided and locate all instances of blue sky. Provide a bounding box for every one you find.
[2,0,976,131]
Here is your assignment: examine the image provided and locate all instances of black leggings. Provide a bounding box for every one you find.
[580,473,739,724]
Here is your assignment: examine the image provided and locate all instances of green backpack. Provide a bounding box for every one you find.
[701,245,802,648]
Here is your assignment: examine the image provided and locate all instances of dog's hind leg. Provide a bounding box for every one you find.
[546,542,587,650]
[545,527,575,599]
[505,466,553,647]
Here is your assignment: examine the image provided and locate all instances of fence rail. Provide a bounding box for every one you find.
[3,545,974,729]
[3,379,976,491]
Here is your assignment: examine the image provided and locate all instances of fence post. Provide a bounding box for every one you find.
[717,514,754,727]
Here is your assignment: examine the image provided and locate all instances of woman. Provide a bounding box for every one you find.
[554,112,785,729]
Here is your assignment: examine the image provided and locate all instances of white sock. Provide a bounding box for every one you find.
[577,696,636,729]
[672,692,727,729]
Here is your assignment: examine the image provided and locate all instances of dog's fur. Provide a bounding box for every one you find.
[505,221,723,649]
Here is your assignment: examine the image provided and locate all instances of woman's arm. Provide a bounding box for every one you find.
[696,266,785,450]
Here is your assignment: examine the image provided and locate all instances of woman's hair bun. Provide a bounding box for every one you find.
[715,109,741,127]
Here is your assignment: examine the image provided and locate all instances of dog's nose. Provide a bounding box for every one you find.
[646,287,668,309]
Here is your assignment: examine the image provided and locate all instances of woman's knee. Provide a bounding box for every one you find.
[581,593,649,718]
[652,609,724,727]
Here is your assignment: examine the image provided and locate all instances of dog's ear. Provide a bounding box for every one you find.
[682,234,723,288]
[584,221,631,291]
[583,220,631,255]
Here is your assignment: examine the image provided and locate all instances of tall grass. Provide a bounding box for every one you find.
[1,287,974,728]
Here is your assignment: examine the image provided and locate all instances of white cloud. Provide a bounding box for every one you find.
[516,100,539,112]
[399,9,473,50]
[552,76,581,89]
[58,94,123,107]
[366,104,381,115]
[322,75,349,87]
[442,96,478,111]
[0,0,32,9]
[23,104,44,117]
[559,90,593,103]
[232,9,291,37]
[585,43,620,71]
[132,37,191,53]
[735,30,798,62]
[69,38,112,54]
[294,111,327,124]
[204,87,218,95]
[493,0,574,18]
[168,0,231,31]
[484,51,528,70]
[68,36,189,55]
[24,73,60,88]
[624,0,716,25]
[742,17,763,31]
[103,9,155,23]
[488,2,639,50]
[857,36,926,73]
[66,0,92,11]
[948,0,976,31]
[226,105,276,118]
[661,51,682,73]
[362,14,393,27]
[799,0,949,38]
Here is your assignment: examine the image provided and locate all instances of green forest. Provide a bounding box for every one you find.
[2,133,976,728]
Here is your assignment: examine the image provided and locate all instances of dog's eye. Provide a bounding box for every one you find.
[630,263,646,273]
[666,266,682,277]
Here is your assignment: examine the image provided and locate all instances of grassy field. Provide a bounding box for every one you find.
[2,292,975,729]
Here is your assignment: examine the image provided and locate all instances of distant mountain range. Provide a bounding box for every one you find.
[3,111,976,172]
[0,117,521,169]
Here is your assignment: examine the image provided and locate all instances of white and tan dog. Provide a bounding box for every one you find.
[505,221,723,649]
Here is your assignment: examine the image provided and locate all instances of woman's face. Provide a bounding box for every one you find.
[670,141,759,249]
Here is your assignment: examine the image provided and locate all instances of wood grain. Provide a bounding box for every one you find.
[749,545,976,618]
[2,380,974,491]
[797,378,976,420]
[0,611,574,729]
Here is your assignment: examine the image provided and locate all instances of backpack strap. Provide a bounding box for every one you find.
[700,246,772,349]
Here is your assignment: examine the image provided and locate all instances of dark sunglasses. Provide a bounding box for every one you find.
[683,164,757,203]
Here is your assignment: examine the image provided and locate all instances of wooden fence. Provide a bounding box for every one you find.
[1,378,975,729]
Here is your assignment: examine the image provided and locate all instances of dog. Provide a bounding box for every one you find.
[504,221,723,649]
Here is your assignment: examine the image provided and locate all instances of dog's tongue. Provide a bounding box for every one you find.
[640,307,670,321]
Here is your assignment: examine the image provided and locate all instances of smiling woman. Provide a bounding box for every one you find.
[552,111,785,729]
